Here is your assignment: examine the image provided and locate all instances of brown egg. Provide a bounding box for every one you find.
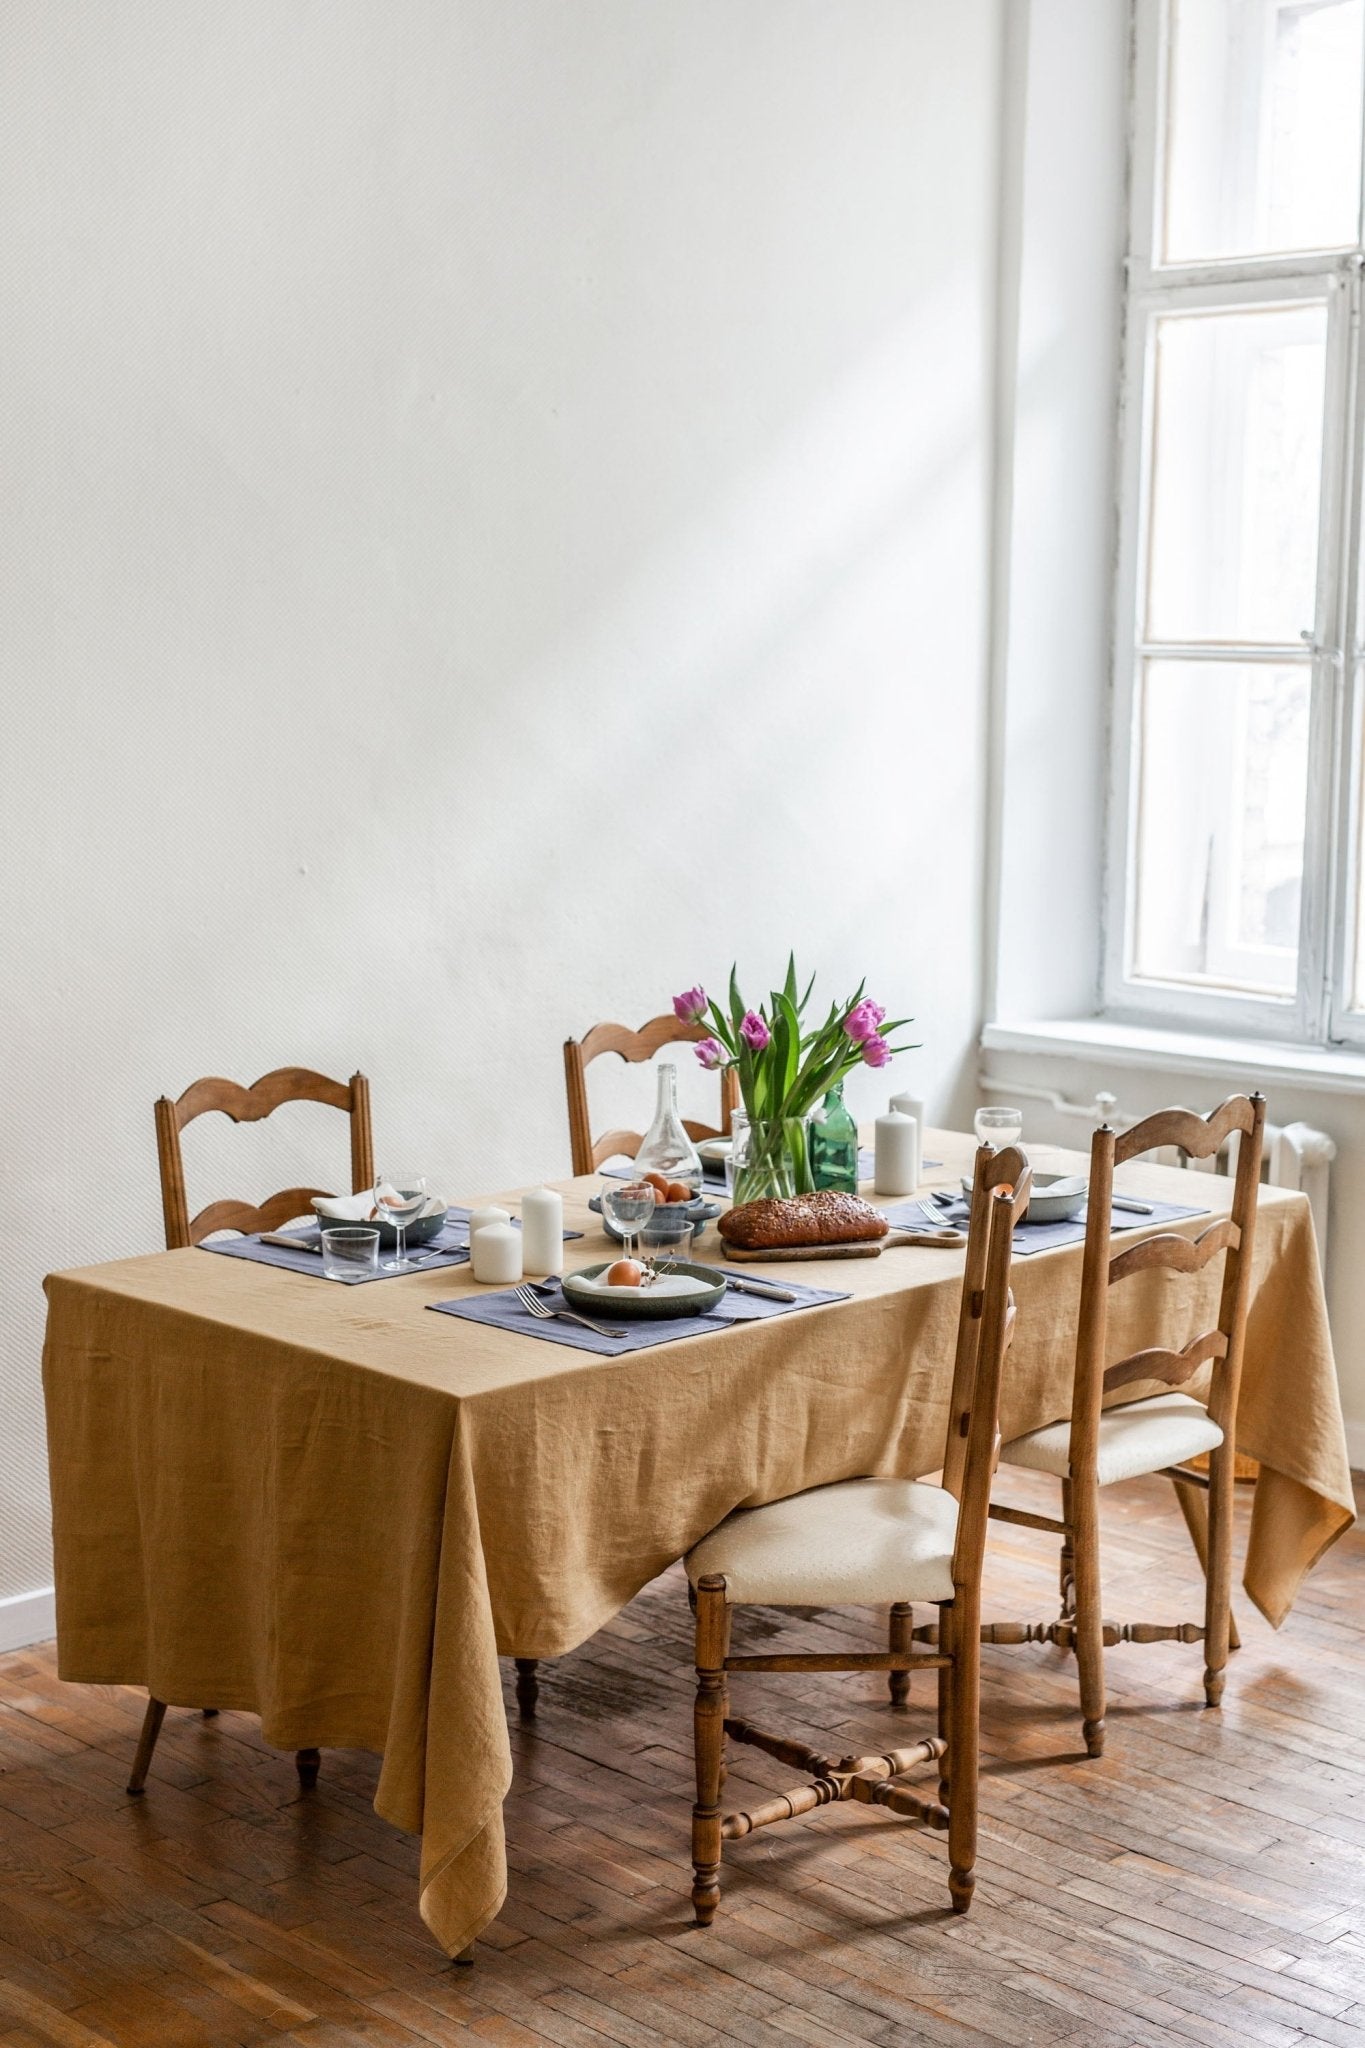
[642,1172,671,1197]
[665,1181,693,1204]
[604,1258,645,1287]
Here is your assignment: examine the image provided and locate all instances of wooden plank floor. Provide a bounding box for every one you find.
[0,1466,1361,2047]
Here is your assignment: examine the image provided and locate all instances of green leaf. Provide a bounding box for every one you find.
[728,965,745,1032]
[783,953,798,1010]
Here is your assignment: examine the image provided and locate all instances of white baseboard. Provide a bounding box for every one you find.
[0,1586,55,1654]
[1345,1418,1365,1478]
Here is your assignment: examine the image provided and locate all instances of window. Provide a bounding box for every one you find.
[1108,0,1365,1041]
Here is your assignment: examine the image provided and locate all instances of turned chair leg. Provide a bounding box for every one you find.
[295,1748,321,1789]
[1171,1474,1240,1653]
[126,1696,167,1794]
[514,1658,540,1720]
[943,1596,978,1915]
[1059,1477,1076,1619]
[1071,1475,1106,1757]
[691,1576,730,1927]
[1203,1447,1235,1708]
[888,1602,913,1709]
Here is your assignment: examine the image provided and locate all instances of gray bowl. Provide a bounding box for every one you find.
[563,1261,727,1320]
[312,1201,449,1250]
[588,1193,720,1246]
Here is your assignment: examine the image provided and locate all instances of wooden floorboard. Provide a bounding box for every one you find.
[0,1467,1360,2047]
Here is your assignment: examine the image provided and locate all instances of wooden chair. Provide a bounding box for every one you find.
[563,1016,740,1176]
[684,1145,1031,1924]
[990,1094,1265,1756]
[155,1065,375,1248]
[128,1065,375,1798]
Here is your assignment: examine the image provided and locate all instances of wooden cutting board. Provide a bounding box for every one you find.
[720,1226,964,1263]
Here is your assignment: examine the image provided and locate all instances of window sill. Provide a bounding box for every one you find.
[981,1017,1365,1097]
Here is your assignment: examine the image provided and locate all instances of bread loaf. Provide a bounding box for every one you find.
[719,1192,888,1250]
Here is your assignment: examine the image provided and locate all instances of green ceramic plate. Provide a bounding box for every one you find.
[562,1261,727,1320]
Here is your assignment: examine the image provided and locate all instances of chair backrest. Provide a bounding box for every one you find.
[563,1015,741,1175]
[1069,1094,1266,1475]
[942,1144,1032,1587]
[154,1067,375,1248]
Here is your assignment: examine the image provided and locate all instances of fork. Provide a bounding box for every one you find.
[513,1283,627,1341]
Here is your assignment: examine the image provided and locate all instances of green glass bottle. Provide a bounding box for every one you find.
[810,1080,859,1193]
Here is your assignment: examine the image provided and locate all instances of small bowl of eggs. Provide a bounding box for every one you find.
[589,1171,721,1245]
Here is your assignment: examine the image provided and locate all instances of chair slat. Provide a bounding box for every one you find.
[189,1188,333,1243]
[173,1066,353,1129]
[1107,1217,1240,1285]
[1113,1095,1256,1167]
[1102,1328,1229,1395]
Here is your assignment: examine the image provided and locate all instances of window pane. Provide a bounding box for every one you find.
[1146,301,1326,643]
[1132,659,1310,995]
[1164,0,1364,262]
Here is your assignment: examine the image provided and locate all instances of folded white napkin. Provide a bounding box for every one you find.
[311,1191,446,1224]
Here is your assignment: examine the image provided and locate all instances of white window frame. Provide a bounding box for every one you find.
[1105,0,1365,1045]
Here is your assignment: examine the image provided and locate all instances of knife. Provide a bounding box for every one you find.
[1111,1196,1155,1216]
[258,1232,322,1251]
[724,1275,799,1303]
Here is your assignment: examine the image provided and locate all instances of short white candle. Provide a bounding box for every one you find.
[468,1204,510,1245]
[520,1187,563,1276]
[875,1105,919,1196]
[471,1221,522,1284]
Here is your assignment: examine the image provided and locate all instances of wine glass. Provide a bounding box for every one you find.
[373,1173,428,1271]
[974,1106,1023,1151]
[600,1178,656,1263]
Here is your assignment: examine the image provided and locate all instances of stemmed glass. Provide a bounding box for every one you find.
[373,1173,428,1272]
[974,1106,1023,1150]
[600,1178,656,1264]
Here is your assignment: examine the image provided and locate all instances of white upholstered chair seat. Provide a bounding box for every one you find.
[1000,1390,1223,1488]
[685,1476,959,1608]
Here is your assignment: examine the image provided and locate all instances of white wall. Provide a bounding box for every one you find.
[0,1,1005,1614]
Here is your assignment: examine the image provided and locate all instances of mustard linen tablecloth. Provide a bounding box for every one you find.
[41,1133,1355,1957]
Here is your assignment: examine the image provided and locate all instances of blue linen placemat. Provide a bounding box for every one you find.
[201,1206,583,1283]
[921,1194,1209,1258]
[428,1271,851,1356]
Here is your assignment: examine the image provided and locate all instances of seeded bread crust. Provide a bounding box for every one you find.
[718,1192,888,1249]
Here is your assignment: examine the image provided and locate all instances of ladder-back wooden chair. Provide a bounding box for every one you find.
[684,1145,1031,1924]
[991,1093,1265,1757]
[155,1065,374,1248]
[128,1065,376,1799]
[563,1016,740,1176]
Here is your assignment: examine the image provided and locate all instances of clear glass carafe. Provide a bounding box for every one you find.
[633,1062,703,1192]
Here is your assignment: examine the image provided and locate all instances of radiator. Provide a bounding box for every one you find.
[1159,1118,1335,1276]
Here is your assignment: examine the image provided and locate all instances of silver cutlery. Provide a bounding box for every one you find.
[259,1232,322,1252]
[724,1275,798,1303]
[916,1198,952,1230]
[1111,1195,1155,1215]
[513,1283,627,1340]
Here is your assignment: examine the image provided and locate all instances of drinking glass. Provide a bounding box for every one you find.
[600,1178,656,1261]
[974,1106,1023,1151]
[373,1174,428,1271]
[639,1214,693,1280]
[321,1226,380,1283]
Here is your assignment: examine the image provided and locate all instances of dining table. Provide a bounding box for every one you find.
[41,1129,1355,1960]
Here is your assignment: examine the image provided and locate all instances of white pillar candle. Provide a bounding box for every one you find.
[520,1187,563,1276]
[468,1204,510,1245]
[889,1094,924,1191]
[875,1105,919,1196]
[471,1222,523,1284]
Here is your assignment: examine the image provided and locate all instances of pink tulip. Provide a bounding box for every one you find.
[861,1032,891,1068]
[843,997,887,1044]
[673,985,708,1023]
[694,1037,725,1070]
[740,1009,771,1052]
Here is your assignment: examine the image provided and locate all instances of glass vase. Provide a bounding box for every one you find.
[633,1062,703,1192]
[728,1113,813,1205]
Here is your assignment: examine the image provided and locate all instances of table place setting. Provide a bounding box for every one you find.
[202,1183,583,1284]
[918,1184,1210,1256]
[429,1269,852,1355]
